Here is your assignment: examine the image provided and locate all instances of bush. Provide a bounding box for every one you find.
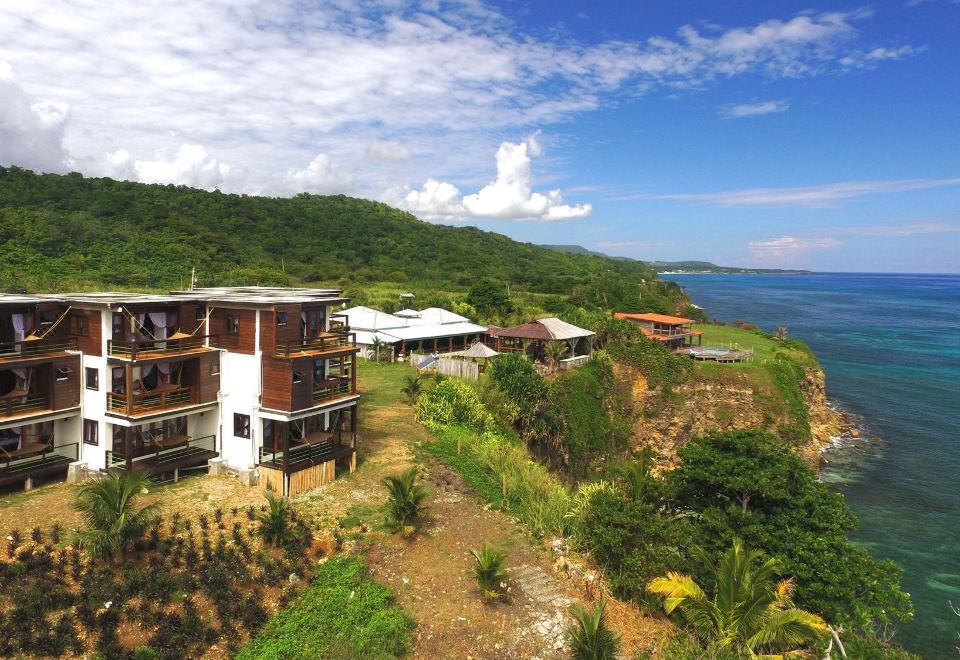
[382,467,430,534]
[416,380,494,432]
[606,335,692,389]
[470,543,508,600]
[567,600,620,660]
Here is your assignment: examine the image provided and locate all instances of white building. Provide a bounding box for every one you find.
[0,287,359,496]
[343,305,487,360]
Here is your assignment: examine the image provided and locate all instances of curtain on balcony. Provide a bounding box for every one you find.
[11,314,25,342]
[148,312,168,340]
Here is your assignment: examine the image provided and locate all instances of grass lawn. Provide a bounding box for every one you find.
[692,323,817,368]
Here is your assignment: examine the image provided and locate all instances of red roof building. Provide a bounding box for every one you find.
[614,312,702,349]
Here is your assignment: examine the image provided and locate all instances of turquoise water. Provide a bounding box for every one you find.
[664,273,960,658]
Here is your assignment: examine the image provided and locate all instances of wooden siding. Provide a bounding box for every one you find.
[195,353,220,404]
[28,355,81,411]
[258,465,285,494]
[72,309,101,356]
[209,308,256,354]
[261,358,294,411]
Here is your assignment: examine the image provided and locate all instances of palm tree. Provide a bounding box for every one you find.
[383,467,430,534]
[72,470,157,560]
[613,448,657,502]
[567,600,621,660]
[647,539,828,657]
[258,491,300,547]
[400,375,424,404]
[470,543,509,600]
[371,336,387,362]
[545,340,569,372]
[774,326,788,341]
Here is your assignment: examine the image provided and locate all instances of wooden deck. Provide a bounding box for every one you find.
[0,442,78,488]
[107,435,217,477]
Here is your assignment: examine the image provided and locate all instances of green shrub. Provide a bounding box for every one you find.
[415,380,493,432]
[382,467,430,534]
[470,543,509,600]
[606,335,693,389]
[566,600,620,660]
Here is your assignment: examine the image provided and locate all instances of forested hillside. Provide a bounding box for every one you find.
[0,167,679,312]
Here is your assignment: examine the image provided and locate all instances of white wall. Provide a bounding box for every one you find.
[78,351,109,471]
[218,351,261,469]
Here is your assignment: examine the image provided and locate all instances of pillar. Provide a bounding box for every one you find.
[124,427,132,473]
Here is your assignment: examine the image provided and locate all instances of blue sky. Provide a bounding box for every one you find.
[1,0,957,271]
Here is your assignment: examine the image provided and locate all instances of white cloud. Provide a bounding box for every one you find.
[840,45,921,69]
[131,144,229,190]
[392,135,592,221]
[285,153,355,195]
[0,61,70,172]
[749,235,841,262]
[829,221,960,237]
[365,140,413,163]
[722,99,790,118]
[0,3,918,196]
[620,178,960,208]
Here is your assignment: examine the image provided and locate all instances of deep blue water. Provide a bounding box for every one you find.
[664,273,960,658]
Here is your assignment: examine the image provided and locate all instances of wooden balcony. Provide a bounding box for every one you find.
[107,334,218,361]
[275,332,356,357]
[313,377,354,404]
[107,386,198,418]
[0,337,78,365]
[0,441,78,488]
[106,434,217,476]
[0,393,50,420]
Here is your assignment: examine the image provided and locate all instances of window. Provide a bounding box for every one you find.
[195,306,205,321]
[313,358,325,382]
[112,313,124,340]
[234,413,250,438]
[85,367,99,390]
[292,371,303,385]
[226,314,239,335]
[56,367,71,381]
[39,310,57,327]
[83,419,98,446]
[73,314,87,337]
[210,359,220,376]
[276,311,288,326]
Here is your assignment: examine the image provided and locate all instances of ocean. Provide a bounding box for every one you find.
[663,272,960,658]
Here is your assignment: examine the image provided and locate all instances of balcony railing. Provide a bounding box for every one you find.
[275,332,356,357]
[108,334,217,360]
[0,337,77,362]
[0,393,49,419]
[329,314,350,332]
[106,434,216,471]
[107,386,194,416]
[0,442,78,484]
[313,377,353,404]
[259,437,353,474]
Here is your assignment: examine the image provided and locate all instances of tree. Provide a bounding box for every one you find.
[466,278,512,317]
[544,340,569,371]
[400,375,424,404]
[648,539,828,656]
[567,600,621,660]
[257,491,301,547]
[669,430,913,633]
[775,326,788,341]
[370,336,388,362]
[612,447,658,502]
[72,470,157,560]
[383,467,430,534]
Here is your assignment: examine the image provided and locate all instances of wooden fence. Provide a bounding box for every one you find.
[409,353,480,380]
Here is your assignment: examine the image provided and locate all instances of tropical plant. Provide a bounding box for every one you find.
[613,447,658,502]
[370,336,388,362]
[383,467,430,534]
[400,375,424,403]
[545,339,569,371]
[647,538,828,657]
[257,492,300,547]
[774,326,788,340]
[470,543,509,600]
[72,470,157,560]
[567,600,621,660]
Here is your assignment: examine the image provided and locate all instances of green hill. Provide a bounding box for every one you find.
[541,245,811,274]
[0,167,682,312]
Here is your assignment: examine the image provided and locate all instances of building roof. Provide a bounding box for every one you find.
[488,317,594,341]
[394,308,421,318]
[381,322,487,342]
[615,312,695,325]
[0,294,60,307]
[461,342,499,358]
[415,308,470,325]
[341,306,408,330]
[1,287,348,309]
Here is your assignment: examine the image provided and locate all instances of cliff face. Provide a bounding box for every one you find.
[623,363,846,470]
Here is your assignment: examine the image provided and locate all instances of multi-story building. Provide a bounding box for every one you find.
[0,287,359,496]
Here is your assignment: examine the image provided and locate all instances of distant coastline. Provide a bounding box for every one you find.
[657,269,813,275]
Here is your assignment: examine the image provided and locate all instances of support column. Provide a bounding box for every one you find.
[125,364,133,416]
[281,424,290,496]
[124,427,132,473]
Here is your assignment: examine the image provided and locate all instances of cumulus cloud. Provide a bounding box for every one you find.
[392,135,592,221]
[0,3,919,196]
[721,99,790,118]
[285,153,355,194]
[619,177,960,208]
[119,144,230,190]
[0,61,70,172]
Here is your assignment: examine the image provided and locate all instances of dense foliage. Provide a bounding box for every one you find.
[0,167,682,311]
